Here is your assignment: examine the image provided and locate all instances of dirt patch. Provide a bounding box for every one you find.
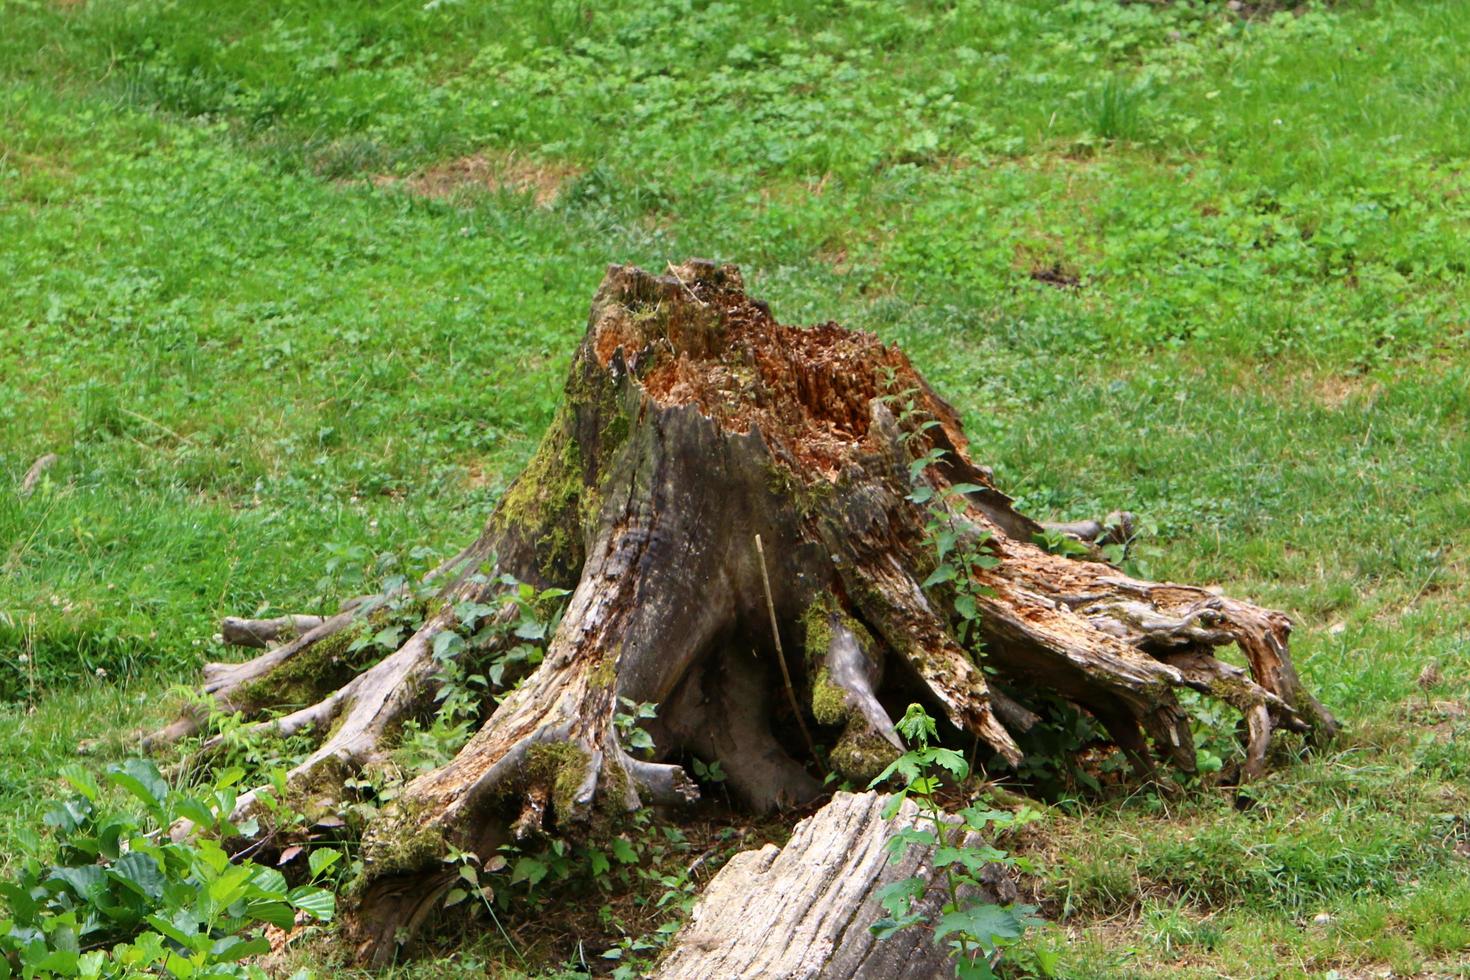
[461,464,497,490]
[373,151,580,206]
[1013,232,1088,292]
[1396,698,1466,742]
[1311,373,1382,410]
[1029,261,1082,291]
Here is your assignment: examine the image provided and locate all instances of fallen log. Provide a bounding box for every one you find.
[654,790,1018,980]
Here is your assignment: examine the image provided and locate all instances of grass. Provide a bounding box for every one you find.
[1,0,1468,975]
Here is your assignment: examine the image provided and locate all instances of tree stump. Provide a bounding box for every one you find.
[149,260,1336,964]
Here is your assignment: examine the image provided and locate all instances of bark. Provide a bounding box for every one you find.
[653,791,1017,980]
[148,260,1336,965]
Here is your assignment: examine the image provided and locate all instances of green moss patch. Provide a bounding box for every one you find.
[830,723,901,785]
[360,798,446,880]
[233,623,380,714]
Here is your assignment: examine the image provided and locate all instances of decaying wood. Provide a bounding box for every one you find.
[220,614,326,649]
[148,261,1336,963]
[654,791,1016,980]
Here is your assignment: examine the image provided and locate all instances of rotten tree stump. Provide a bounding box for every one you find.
[148,261,1336,962]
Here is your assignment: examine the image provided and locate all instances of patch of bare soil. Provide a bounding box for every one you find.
[1311,373,1383,410]
[1396,697,1466,742]
[1029,261,1083,290]
[372,151,581,206]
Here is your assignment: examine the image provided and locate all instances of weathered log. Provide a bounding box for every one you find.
[654,791,1017,980]
[148,260,1336,963]
[220,614,326,649]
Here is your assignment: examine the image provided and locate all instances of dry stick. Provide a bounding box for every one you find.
[754,534,825,775]
[118,407,192,445]
[665,262,708,307]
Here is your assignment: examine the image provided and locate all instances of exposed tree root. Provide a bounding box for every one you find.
[220,614,327,649]
[149,261,1336,963]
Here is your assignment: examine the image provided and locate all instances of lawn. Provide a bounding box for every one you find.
[1,0,1467,976]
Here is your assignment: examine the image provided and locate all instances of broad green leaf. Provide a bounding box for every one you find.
[953,954,1000,980]
[921,563,957,588]
[51,865,107,901]
[874,875,926,917]
[34,950,79,975]
[246,866,288,900]
[208,873,250,909]
[933,903,1029,948]
[214,767,247,789]
[105,759,169,814]
[174,797,216,829]
[209,935,270,963]
[511,857,548,886]
[433,631,464,659]
[931,748,968,779]
[883,827,936,859]
[245,900,296,930]
[144,913,194,947]
[868,910,923,940]
[514,619,547,640]
[288,886,336,921]
[867,754,919,789]
[44,798,92,834]
[109,852,165,900]
[308,848,342,879]
[58,765,100,803]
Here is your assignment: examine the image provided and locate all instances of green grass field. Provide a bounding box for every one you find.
[2,0,1468,976]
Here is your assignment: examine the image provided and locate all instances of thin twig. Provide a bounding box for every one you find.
[754,534,824,773]
[665,262,708,307]
[118,406,192,444]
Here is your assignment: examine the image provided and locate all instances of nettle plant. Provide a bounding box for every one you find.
[0,759,336,979]
[906,455,1000,648]
[870,706,1042,980]
[397,572,569,775]
[883,373,999,647]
